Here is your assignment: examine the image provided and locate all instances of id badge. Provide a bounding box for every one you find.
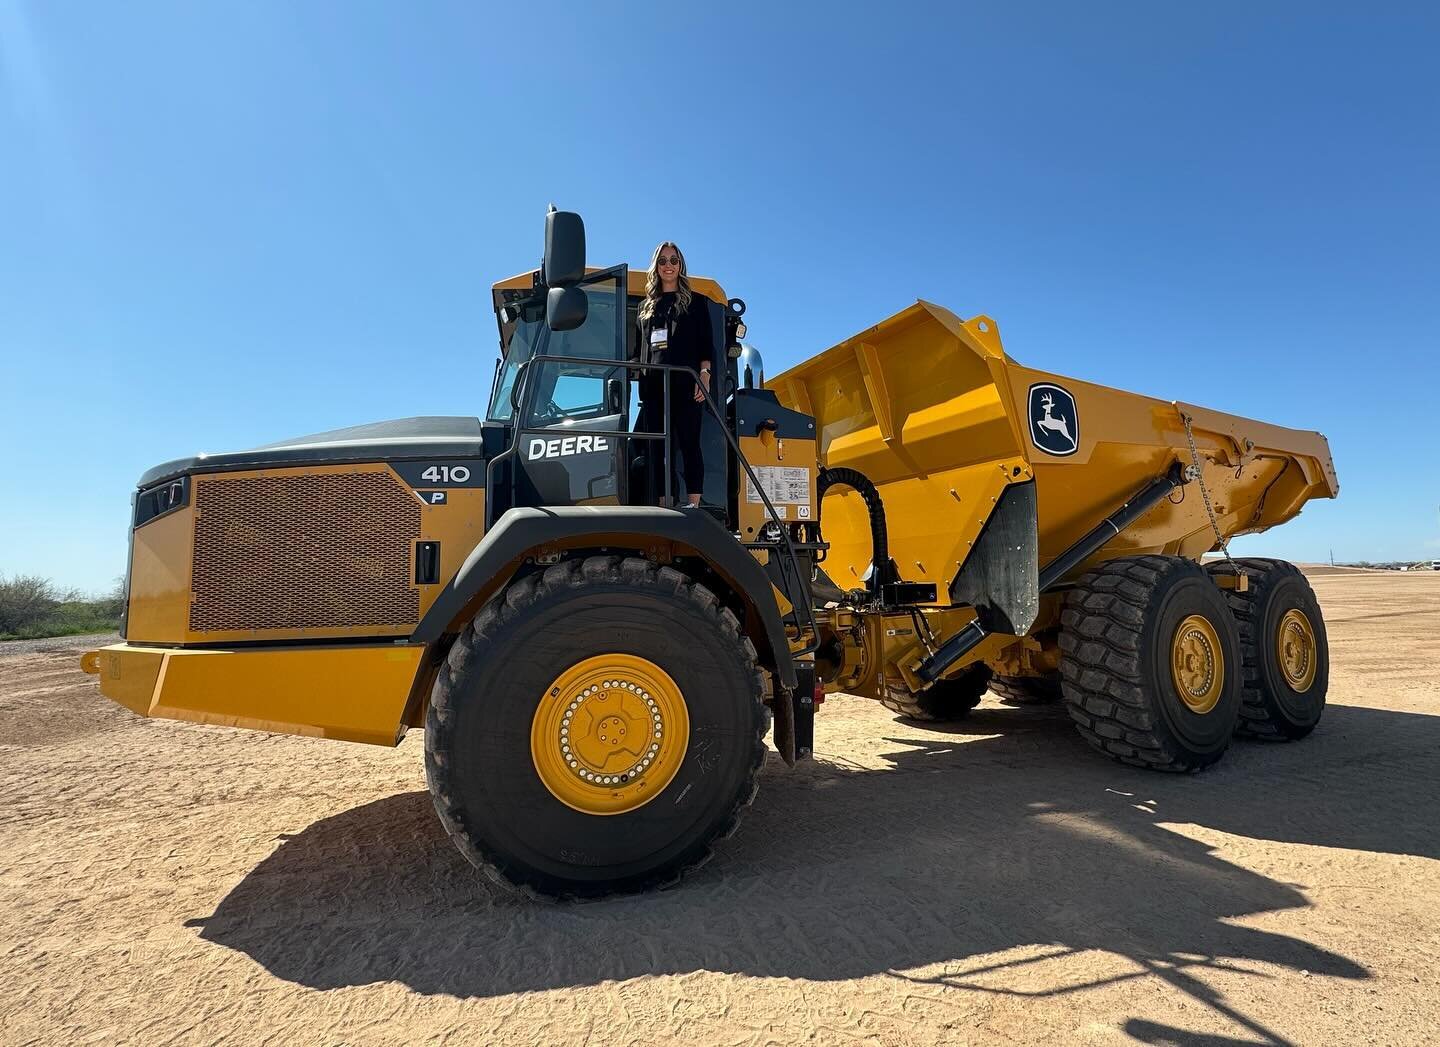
[650,326,669,353]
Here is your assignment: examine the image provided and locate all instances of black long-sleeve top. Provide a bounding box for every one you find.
[632,290,713,408]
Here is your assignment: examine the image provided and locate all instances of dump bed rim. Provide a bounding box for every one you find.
[769,300,1338,499]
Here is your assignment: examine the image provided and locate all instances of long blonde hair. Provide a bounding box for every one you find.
[638,241,693,325]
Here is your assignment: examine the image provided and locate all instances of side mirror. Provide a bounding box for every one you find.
[543,208,588,331]
[605,376,625,414]
[738,343,765,389]
[547,285,588,332]
[543,209,586,288]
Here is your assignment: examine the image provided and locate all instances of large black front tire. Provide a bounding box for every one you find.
[425,556,767,899]
[1207,558,1328,740]
[1060,555,1242,772]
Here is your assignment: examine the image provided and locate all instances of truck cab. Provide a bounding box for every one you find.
[484,265,749,517]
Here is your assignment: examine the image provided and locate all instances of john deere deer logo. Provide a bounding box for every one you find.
[1028,383,1079,457]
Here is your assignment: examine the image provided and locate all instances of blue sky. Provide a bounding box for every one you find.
[2,2,1437,590]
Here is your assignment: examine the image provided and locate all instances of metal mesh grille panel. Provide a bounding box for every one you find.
[190,470,421,633]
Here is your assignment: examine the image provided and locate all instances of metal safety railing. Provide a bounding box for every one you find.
[489,351,820,658]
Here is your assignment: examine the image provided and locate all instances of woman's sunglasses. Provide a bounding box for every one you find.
[658,255,680,267]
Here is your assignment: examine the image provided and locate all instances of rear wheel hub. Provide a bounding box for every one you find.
[1275,607,1318,693]
[1171,613,1224,714]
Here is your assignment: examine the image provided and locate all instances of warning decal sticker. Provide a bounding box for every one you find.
[746,466,812,505]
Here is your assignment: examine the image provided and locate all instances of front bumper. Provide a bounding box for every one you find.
[80,642,426,746]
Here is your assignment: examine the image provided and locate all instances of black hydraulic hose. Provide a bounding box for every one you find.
[817,467,892,599]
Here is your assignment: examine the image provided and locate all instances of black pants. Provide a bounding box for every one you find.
[635,394,704,503]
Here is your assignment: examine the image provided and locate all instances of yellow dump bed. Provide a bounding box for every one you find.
[770,301,1338,600]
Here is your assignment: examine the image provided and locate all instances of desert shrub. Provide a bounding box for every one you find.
[0,575,123,640]
[0,574,60,635]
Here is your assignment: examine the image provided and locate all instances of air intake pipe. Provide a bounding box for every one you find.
[817,467,895,600]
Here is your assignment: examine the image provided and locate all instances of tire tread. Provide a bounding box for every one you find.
[879,664,992,721]
[989,674,1062,706]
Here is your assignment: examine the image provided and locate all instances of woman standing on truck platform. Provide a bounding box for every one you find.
[634,241,713,507]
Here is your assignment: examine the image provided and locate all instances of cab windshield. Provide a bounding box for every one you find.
[486,277,628,423]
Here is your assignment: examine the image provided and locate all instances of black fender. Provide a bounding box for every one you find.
[411,506,797,690]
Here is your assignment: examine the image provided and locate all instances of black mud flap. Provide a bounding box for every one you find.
[771,662,816,766]
[949,480,1040,636]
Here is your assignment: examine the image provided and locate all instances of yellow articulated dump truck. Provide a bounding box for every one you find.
[84,210,1338,898]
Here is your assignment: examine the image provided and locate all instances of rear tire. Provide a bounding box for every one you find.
[880,664,992,722]
[1059,555,1242,772]
[425,555,766,899]
[989,674,1062,706]
[1207,558,1328,740]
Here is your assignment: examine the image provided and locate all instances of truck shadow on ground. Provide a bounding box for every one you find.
[191,701,1439,1042]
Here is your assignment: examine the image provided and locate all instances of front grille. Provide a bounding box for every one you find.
[189,469,422,634]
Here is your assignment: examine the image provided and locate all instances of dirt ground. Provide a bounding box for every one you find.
[2,570,1438,1046]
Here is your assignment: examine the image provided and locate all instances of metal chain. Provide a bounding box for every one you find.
[1181,410,1239,572]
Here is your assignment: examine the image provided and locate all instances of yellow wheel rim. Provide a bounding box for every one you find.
[1171,614,1224,714]
[1275,608,1318,693]
[530,653,689,816]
